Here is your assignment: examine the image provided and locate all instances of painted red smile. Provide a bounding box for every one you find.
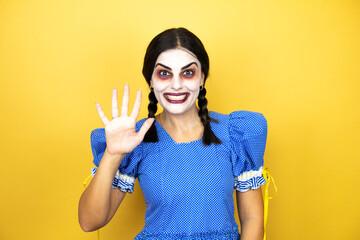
[163,92,190,104]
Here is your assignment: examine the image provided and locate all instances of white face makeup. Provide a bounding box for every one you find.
[151,48,204,116]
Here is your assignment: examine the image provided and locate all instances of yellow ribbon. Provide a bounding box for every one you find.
[262,167,278,240]
[83,175,100,240]
[83,175,92,188]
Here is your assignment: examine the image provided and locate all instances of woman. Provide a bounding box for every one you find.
[78,28,267,240]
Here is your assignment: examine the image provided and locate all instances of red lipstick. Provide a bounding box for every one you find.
[163,92,190,104]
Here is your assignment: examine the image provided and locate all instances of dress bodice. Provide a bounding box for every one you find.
[90,111,268,239]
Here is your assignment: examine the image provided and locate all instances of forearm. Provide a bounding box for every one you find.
[237,188,264,240]
[240,217,264,240]
[78,150,125,231]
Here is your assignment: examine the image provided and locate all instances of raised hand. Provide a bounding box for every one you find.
[96,84,154,156]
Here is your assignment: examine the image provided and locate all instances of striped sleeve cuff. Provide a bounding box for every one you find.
[91,167,135,193]
[234,166,266,192]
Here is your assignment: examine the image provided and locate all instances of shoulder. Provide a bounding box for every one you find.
[90,128,105,146]
[209,110,266,126]
[209,110,267,142]
[208,111,230,140]
[91,127,105,136]
[228,111,267,145]
[209,111,229,122]
[229,110,266,121]
[229,111,267,134]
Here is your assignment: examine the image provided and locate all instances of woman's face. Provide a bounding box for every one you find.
[151,48,204,115]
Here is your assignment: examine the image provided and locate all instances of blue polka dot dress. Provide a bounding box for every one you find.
[90,111,268,240]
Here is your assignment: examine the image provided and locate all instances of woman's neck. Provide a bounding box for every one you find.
[156,106,202,133]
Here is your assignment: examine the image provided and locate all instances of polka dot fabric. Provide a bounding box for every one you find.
[90,111,268,240]
[229,112,268,192]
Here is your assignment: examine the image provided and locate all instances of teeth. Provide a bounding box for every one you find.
[167,94,187,100]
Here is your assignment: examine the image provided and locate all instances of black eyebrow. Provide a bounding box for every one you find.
[181,62,198,70]
[155,63,171,70]
[154,62,198,71]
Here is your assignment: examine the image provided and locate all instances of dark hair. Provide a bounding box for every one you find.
[142,27,221,146]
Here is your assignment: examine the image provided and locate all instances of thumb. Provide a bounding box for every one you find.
[137,118,155,140]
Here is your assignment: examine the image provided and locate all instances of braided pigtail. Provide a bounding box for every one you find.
[198,87,222,146]
[143,89,159,142]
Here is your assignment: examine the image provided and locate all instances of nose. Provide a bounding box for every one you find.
[170,75,182,90]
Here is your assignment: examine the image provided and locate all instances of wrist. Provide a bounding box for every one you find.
[105,148,126,159]
[103,148,126,169]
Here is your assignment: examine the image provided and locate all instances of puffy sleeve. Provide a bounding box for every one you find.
[229,111,268,192]
[90,128,143,193]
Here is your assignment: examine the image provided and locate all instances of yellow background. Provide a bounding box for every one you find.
[1,0,359,239]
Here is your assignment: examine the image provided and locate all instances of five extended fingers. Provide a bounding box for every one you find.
[96,84,152,128]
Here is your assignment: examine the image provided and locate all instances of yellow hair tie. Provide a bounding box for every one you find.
[83,174,100,240]
[262,167,278,240]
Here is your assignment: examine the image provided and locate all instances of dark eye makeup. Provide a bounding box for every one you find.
[182,69,196,78]
[157,69,172,79]
[154,63,198,81]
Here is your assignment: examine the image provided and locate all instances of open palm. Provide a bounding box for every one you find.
[96,84,154,156]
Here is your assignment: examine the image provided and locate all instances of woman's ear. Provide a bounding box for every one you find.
[200,72,205,86]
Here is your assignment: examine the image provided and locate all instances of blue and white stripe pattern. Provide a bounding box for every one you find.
[91,167,135,193]
[89,111,267,240]
[234,166,266,192]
